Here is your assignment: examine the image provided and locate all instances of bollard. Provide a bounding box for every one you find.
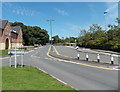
[97,54,100,63]
[77,53,80,60]
[110,55,114,65]
[86,53,88,61]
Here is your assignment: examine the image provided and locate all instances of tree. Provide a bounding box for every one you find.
[52,35,61,44]
[10,22,49,46]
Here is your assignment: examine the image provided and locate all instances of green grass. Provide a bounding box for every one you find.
[18,46,35,50]
[0,50,8,56]
[2,66,75,90]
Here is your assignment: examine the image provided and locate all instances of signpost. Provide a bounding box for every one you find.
[8,49,25,68]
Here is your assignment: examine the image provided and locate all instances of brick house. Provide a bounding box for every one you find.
[11,26,23,49]
[0,19,23,50]
[0,19,11,50]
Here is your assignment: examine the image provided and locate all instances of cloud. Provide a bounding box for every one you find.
[103,2,118,27]
[12,7,36,16]
[68,24,81,31]
[105,2,118,19]
[67,23,91,32]
[3,2,42,17]
[54,8,69,16]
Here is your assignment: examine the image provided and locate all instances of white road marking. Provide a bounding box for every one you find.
[36,66,77,90]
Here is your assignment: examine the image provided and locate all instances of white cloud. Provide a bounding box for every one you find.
[70,24,80,30]
[67,23,91,32]
[54,8,69,16]
[11,7,37,16]
[21,11,24,15]
[16,10,20,15]
[105,2,118,21]
[3,2,42,17]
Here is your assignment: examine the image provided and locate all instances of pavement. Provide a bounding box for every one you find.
[67,46,120,57]
[49,46,119,70]
[61,46,119,65]
[1,45,119,91]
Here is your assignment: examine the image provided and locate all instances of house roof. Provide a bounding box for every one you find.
[11,26,21,34]
[0,19,8,29]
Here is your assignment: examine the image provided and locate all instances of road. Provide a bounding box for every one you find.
[2,45,119,91]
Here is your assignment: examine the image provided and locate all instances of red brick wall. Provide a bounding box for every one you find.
[11,29,22,43]
[0,22,11,43]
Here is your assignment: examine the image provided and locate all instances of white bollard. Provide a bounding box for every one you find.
[86,53,88,61]
[110,55,114,64]
[77,53,80,59]
[97,54,100,63]
[21,54,23,67]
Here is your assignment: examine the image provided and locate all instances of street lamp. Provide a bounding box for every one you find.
[104,11,108,31]
[104,11,108,43]
[47,19,55,45]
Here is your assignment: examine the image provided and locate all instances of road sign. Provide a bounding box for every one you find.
[8,49,25,55]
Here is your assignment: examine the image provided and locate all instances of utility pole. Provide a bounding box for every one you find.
[47,19,55,45]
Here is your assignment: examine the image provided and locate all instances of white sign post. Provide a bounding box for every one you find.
[8,49,25,68]
[21,51,24,67]
[9,54,11,67]
[15,47,17,68]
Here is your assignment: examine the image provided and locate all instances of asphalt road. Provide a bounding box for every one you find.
[2,45,119,91]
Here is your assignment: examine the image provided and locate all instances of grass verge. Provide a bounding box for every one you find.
[0,50,8,56]
[2,66,76,90]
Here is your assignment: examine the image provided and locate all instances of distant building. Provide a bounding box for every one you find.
[0,19,23,50]
[11,26,23,49]
[0,19,11,49]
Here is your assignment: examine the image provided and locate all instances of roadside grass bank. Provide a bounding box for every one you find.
[0,50,8,56]
[0,46,35,56]
[2,66,76,91]
[18,46,35,50]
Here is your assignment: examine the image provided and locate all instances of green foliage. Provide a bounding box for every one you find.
[63,37,76,43]
[10,22,49,46]
[52,35,61,44]
[77,23,120,52]
[0,50,8,56]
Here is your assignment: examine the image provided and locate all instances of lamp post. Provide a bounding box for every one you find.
[104,11,108,43]
[104,11,107,31]
[47,19,55,45]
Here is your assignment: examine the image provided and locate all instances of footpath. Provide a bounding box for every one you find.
[67,46,120,57]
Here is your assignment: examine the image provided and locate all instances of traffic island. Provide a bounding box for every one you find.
[48,46,119,70]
